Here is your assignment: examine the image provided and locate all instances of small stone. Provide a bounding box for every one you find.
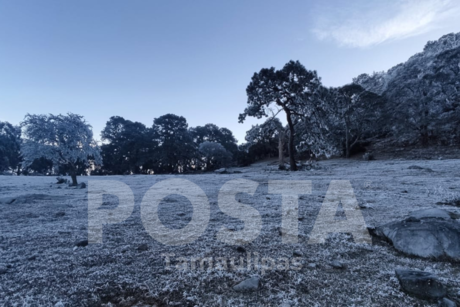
[54,211,66,218]
[214,168,227,174]
[293,250,303,257]
[0,266,7,274]
[395,269,447,300]
[236,246,246,253]
[137,243,149,251]
[328,260,346,269]
[441,298,456,307]
[27,255,37,261]
[55,301,65,307]
[73,246,78,251]
[307,263,317,269]
[233,277,260,292]
[79,182,87,189]
[75,240,88,247]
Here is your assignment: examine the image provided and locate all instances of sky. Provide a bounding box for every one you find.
[1,0,459,143]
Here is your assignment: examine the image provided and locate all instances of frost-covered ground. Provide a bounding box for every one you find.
[1,158,460,306]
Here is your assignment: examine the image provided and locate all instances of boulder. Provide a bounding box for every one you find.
[375,209,460,261]
[75,240,88,247]
[409,208,457,220]
[233,277,260,292]
[395,270,447,300]
[441,298,457,307]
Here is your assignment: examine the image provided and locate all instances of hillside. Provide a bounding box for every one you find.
[354,33,460,147]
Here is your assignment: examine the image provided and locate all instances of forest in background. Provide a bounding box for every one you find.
[1,32,459,176]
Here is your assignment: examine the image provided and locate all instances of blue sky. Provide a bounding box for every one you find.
[1,0,459,143]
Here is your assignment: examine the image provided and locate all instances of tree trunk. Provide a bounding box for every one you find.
[345,129,350,158]
[285,109,297,171]
[71,173,78,186]
[278,130,285,170]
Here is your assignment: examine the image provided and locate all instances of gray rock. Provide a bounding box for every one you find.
[214,168,227,174]
[307,263,317,269]
[441,298,457,307]
[408,165,424,170]
[236,246,246,253]
[395,270,447,300]
[79,182,87,189]
[328,260,346,269]
[56,177,68,184]
[75,240,88,247]
[293,250,303,257]
[54,211,66,218]
[233,277,260,292]
[0,197,16,205]
[137,243,149,251]
[375,211,460,261]
[409,208,453,220]
[0,265,7,274]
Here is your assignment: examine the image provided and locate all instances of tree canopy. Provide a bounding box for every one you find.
[21,113,102,184]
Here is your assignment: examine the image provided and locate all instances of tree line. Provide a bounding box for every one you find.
[0,114,245,181]
[1,46,459,178]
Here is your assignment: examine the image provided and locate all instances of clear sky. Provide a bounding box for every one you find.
[1,0,459,143]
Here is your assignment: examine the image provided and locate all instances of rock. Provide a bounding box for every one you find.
[0,266,7,274]
[75,240,88,247]
[54,211,66,218]
[214,168,227,174]
[409,208,453,220]
[307,263,317,269]
[236,246,246,253]
[408,165,434,172]
[27,255,37,261]
[359,203,374,209]
[328,260,346,269]
[441,298,457,307]
[79,182,86,189]
[54,302,65,307]
[56,177,68,184]
[293,250,303,257]
[374,210,460,261]
[233,277,260,292]
[137,243,149,251]
[395,270,447,300]
[363,152,374,161]
[0,197,16,205]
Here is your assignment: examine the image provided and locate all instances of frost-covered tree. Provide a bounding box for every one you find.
[21,113,102,185]
[189,124,238,157]
[356,33,460,146]
[0,121,22,173]
[101,116,157,174]
[153,114,196,173]
[245,118,286,168]
[293,86,338,158]
[329,84,383,157]
[239,60,321,170]
[199,141,232,171]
